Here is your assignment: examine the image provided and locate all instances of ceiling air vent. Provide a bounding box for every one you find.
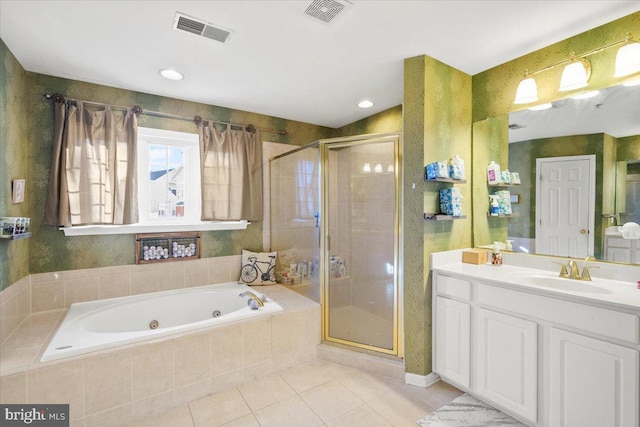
[304,0,352,24]
[173,12,232,44]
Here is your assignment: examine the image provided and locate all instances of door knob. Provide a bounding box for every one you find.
[580,229,587,234]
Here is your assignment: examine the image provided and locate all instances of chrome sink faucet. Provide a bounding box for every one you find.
[239,291,267,308]
[554,257,599,281]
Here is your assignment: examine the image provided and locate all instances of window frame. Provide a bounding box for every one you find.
[59,126,248,236]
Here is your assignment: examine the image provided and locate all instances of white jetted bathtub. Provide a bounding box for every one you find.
[41,282,282,362]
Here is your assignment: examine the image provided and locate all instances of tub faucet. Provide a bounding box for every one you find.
[239,291,266,308]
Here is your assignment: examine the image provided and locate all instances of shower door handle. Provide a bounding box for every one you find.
[315,211,319,228]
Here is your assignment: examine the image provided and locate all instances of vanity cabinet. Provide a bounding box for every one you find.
[476,308,537,422]
[604,234,635,263]
[548,328,638,427]
[435,297,470,388]
[432,269,640,427]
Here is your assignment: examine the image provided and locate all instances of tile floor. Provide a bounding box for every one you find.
[127,361,463,427]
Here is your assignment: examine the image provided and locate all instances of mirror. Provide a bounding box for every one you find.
[473,83,640,264]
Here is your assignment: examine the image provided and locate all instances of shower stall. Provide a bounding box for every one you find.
[269,134,402,357]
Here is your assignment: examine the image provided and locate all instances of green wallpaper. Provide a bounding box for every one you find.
[403,55,472,375]
[0,39,30,290]
[333,105,402,137]
[473,12,640,122]
[617,135,640,161]
[472,116,509,247]
[0,58,332,288]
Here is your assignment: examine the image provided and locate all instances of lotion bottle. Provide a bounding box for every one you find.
[487,161,501,185]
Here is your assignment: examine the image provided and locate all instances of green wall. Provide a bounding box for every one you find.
[617,135,640,161]
[472,115,509,247]
[0,40,333,289]
[0,39,30,290]
[473,12,640,122]
[403,55,472,375]
[333,105,402,137]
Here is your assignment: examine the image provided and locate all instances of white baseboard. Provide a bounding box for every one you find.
[405,372,440,387]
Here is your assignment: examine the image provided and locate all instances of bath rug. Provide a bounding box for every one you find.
[239,250,277,285]
[417,393,526,427]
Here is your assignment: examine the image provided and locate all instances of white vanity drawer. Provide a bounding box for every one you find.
[478,283,639,344]
[436,274,471,301]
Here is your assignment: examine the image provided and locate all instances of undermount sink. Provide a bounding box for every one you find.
[521,274,613,294]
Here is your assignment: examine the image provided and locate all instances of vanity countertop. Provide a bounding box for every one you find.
[433,262,640,311]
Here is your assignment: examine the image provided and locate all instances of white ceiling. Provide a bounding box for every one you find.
[1,1,639,128]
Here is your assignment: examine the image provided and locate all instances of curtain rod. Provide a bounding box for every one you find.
[43,93,287,136]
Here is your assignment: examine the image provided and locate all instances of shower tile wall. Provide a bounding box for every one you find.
[269,147,320,296]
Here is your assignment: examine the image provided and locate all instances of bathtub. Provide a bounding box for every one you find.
[41,282,282,362]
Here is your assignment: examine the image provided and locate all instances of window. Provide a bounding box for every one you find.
[137,127,201,224]
[60,127,248,236]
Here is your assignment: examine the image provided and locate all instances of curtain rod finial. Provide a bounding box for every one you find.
[246,124,256,133]
[132,105,143,116]
[193,115,203,125]
[51,93,66,103]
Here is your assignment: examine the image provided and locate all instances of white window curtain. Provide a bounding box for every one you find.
[44,100,138,226]
[198,124,263,221]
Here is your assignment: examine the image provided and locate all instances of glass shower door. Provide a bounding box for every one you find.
[322,136,398,353]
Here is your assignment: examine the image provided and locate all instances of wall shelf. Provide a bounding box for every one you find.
[489,183,520,188]
[0,232,31,241]
[487,213,520,218]
[425,213,467,220]
[426,177,467,184]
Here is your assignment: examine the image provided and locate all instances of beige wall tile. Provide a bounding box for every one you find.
[208,263,231,285]
[0,373,26,403]
[130,271,159,296]
[184,263,208,288]
[83,404,132,427]
[84,350,132,415]
[243,359,276,383]
[242,318,271,366]
[189,388,251,427]
[1,345,41,375]
[65,278,99,306]
[173,333,210,387]
[28,361,84,420]
[70,418,85,427]
[158,272,185,291]
[132,341,174,400]
[271,312,300,361]
[210,324,243,377]
[98,273,131,300]
[30,272,63,284]
[31,282,65,312]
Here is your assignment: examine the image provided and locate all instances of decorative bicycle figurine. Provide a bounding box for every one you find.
[240,255,276,283]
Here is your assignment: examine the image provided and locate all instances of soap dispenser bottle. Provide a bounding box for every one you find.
[489,195,500,216]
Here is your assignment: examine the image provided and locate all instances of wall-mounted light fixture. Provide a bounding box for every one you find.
[513,32,640,105]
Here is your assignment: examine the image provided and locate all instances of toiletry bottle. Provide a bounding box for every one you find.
[491,242,504,265]
[487,161,501,185]
[489,195,500,216]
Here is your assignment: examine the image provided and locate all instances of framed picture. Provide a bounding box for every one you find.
[510,194,520,204]
[12,179,25,204]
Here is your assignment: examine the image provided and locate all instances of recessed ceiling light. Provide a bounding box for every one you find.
[571,90,599,100]
[357,100,374,108]
[159,69,184,81]
[528,103,553,111]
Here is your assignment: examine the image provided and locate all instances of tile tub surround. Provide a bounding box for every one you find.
[0,284,320,425]
[0,255,244,342]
